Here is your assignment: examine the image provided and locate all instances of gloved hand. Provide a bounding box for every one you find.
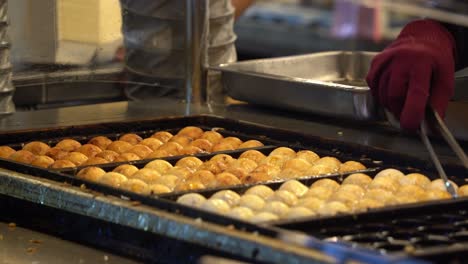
[366,20,456,131]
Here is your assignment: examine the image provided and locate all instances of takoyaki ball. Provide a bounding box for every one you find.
[337,184,365,198]
[55,139,82,152]
[279,180,308,198]
[240,172,272,184]
[295,150,320,164]
[338,161,366,173]
[63,152,88,166]
[177,193,207,207]
[119,133,143,145]
[169,135,192,146]
[220,137,243,148]
[250,212,279,223]
[202,199,231,214]
[81,157,108,166]
[239,150,266,164]
[175,157,204,172]
[187,170,216,188]
[251,164,281,178]
[131,168,161,184]
[259,154,287,168]
[303,187,334,201]
[99,172,128,188]
[49,160,75,169]
[458,185,468,197]
[375,169,405,182]
[282,158,313,174]
[229,158,258,173]
[399,173,431,188]
[278,169,302,180]
[355,199,384,211]
[368,177,399,193]
[311,179,340,191]
[426,189,452,200]
[88,136,112,150]
[262,201,290,217]
[190,139,213,152]
[198,161,226,175]
[296,197,325,211]
[238,140,264,149]
[146,149,171,159]
[245,185,275,200]
[151,131,173,143]
[174,181,206,192]
[166,166,192,180]
[106,140,133,154]
[31,155,55,168]
[177,126,204,139]
[267,190,298,207]
[286,207,315,220]
[113,164,139,178]
[342,173,372,188]
[317,201,350,216]
[148,184,172,195]
[269,147,296,160]
[95,150,119,162]
[200,131,223,144]
[328,191,359,207]
[307,164,336,176]
[396,185,427,201]
[227,207,254,220]
[364,189,396,205]
[23,141,50,156]
[395,195,418,205]
[216,172,242,187]
[313,157,341,172]
[45,147,69,161]
[239,194,265,211]
[144,160,173,174]
[76,166,106,182]
[226,167,249,180]
[212,142,235,152]
[9,150,36,164]
[77,144,102,158]
[211,190,241,207]
[427,179,459,193]
[114,152,141,162]
[0,146,16,159]
[180,146,205,156]
[120,179,150,195]
[127,144,153,159]
[210,154,235,167]
[156,174,179,190]
[139,138,164,151]
[158,142,184,156]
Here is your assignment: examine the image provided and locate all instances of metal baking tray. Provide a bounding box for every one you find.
[0,116,277,170]
[274,196,468,263]
[213,51,468,121]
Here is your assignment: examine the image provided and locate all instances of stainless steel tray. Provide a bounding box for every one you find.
[214,51,468,121]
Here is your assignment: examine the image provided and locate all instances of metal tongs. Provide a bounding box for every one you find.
[419,108,468,198]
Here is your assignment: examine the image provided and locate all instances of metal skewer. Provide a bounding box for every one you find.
[430,108,468,170]
[420,119,458,198]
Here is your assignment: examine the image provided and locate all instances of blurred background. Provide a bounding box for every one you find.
[4,0,467,110]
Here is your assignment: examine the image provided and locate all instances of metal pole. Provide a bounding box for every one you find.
[185,0,207,115]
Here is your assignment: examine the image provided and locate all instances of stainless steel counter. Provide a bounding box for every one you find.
[0,222,139,264]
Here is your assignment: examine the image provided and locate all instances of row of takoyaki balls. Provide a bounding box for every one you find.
[176,169,468,223]
[75,147,367,195]
[0,126,264,169]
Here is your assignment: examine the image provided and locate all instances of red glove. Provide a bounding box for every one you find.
[366,20,456,131]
